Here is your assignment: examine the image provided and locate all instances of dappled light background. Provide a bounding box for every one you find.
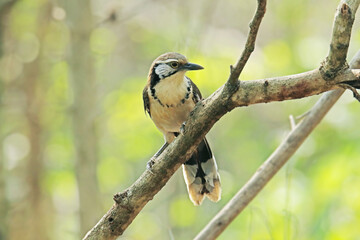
[0,0,360,239]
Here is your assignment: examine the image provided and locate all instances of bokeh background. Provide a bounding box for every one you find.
[1,0,360,239]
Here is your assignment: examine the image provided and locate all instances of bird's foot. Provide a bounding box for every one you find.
[146,158,156,174]
[180,122,186,135]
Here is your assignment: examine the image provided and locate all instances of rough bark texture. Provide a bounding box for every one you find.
[231,68,359,106]
[83,0,360,239]
[62,0,103,236]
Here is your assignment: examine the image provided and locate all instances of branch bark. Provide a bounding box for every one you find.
[83,0,360,239]
[228,0,266,85]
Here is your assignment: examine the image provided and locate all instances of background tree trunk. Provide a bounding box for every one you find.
[0,1,50,240]
[61,0,103,235]
[0,2,13,238]
[22,52,48,240]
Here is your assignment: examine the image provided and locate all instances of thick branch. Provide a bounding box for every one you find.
[194,50,360,240]
[83,0,359,239]
[231,68,359,106]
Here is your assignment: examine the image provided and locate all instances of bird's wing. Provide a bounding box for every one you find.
[142,86,151,116]
[188,77,202,103]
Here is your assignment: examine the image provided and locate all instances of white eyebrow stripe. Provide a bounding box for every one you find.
[156,59,179,64]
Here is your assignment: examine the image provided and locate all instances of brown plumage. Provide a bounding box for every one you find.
[143,52,221,205]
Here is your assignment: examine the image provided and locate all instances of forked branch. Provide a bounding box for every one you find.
[195,50,360,240]
[195,0,360,237]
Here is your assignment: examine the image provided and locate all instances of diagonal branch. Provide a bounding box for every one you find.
[194,50,360,240]
[83,0,359,239]
[227,0,267,85]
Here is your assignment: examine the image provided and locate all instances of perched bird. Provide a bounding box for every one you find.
[143,52,221,205]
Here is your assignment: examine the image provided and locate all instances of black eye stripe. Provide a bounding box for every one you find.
[150,64,160,88]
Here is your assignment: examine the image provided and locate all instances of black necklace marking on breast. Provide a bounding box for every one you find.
[150,79,192,108]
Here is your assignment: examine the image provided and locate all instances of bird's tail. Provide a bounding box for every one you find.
[182,138,221,205]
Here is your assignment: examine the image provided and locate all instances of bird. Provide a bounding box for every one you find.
[142,52,221,205]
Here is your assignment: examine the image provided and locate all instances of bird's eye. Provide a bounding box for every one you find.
[170,62,179,68]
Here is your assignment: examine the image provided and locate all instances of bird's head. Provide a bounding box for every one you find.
[148,52,203,87]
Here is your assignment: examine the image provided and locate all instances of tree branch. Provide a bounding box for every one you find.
[228,0,266,85]
[83,0,360,239]
[231,68,359,106]
[194,50,360,240]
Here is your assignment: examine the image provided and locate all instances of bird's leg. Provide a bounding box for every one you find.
[147,142,169,170]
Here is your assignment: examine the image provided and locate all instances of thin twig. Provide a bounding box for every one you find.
[338,83,360,102]
[295,111,311,121]
[227,0,267,85]
[289,115,296,130]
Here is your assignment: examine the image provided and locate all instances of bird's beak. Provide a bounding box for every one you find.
[182,62,204,71]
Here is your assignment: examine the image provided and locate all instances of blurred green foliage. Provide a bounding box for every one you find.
[0,0,360,239]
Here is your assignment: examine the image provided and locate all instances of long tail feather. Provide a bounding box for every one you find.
[182,138,221,205]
